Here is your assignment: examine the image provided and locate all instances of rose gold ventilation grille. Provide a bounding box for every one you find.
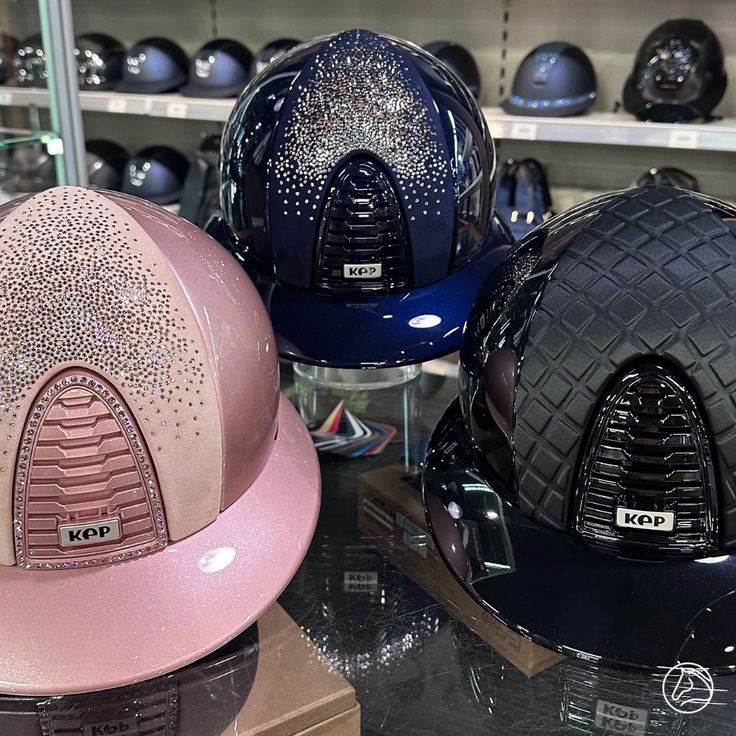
[15,369,167,569]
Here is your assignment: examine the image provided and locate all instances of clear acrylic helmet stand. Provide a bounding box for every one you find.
[293,363,422,469]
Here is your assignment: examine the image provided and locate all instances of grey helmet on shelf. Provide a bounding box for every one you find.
[117,36,188,94]
[502,41,597,116]
[623,19,727,123]
[86,140,128,190]
[1,145,56,193]
[181,38,253,98]
[0,35,18,84]
[74,32,126,90]
[13,34,47,88]
[251,38,301,75]
[632,166,700,192]
[122,145,189,204]
[423,40,481,99]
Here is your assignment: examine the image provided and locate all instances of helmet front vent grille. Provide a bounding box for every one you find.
[315,158,410,294]
[575,364,715,558]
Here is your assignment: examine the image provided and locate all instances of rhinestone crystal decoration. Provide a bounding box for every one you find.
[272,29,451,222]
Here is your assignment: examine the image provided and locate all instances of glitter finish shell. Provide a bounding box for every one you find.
[216,29,509,367]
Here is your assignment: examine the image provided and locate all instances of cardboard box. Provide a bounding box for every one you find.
[357,464,563,677]
[224,604,360,735]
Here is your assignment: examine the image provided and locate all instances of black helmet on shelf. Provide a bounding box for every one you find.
[117,36,188,94]
[74,32,125,90]
[251,38,301,75]
[86,139,128,190]
[1,145,55,193]
[121,145,189,204]
[423,40,481,99]
[211,28,510,369]
[623,19,726,123]
[424,184,736,672]
[502,41,597,117]
[179,134,221,227]
[13,34,46,88]
[0,35,18,85]
[181,38,253,98]
[632,166,700,191]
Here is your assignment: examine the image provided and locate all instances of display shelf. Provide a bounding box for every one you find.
[5,87,736,153]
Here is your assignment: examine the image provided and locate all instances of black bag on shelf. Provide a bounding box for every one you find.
[497,158,554,240]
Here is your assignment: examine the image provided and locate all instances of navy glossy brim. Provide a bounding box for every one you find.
[180,81,247,98]
[501,97,594,118]
[423,398,736,673]
[116,77,186,94]
[248,243,510,368]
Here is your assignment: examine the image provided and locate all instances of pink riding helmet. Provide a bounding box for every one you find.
[0,186,320,695]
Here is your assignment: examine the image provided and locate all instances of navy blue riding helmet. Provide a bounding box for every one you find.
[503,42,597,117]
[209,29,511,368]
[117,37,188,94]
[181,38,253,98]
[424,184,736,672]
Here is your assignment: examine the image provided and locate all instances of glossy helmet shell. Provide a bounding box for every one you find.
[74,32,125,90]
[216,29,508,368]
[117,36,188,94]
[181,38,253,98]
[503,41,597,117]
[0,186,319,694]
[13,34,46,88]
[86,139,128,190]
[623,19,726,122]
[122,145,189,205]
[424,185,736,670]
[251,38,301,75]
[423,40,481,99]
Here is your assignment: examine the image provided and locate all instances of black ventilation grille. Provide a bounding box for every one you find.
[315,158,411,294]
[574,364,716,558]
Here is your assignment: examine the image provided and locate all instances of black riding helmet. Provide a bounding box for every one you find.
[623,19,726,123]
[503,42,597,117]
[13,34,46,88]
[0,35,18,84]
[121,145,188,204]
[423,41,481,99]
[86,140,128,190]
[74,33,125,90]
[117,36,188,94]
[251,38,301,75]
[424,184,736,672]
[181,38,253,98]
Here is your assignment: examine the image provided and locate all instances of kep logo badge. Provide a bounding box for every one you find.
[58,518,122,548]
[343,263,382,279]
[615,507,674,532]
[83,717,137,736]
[594,699,648,734]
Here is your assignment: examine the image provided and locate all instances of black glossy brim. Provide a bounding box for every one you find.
[501,97,594,118]
[116,77,186,94]
[180,82,247,98]
[423,398,736,673]
[248,244,509,369]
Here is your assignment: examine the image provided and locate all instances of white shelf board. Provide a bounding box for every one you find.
[3,87,736,153]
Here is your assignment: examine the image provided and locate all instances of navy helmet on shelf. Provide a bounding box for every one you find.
[121,145,188,204]
[86,139,128,190]
[623,19,726,123]
[502,42,597,117]
[74,33,125,90]
[181,38,253,98]
[251,38,301,75]
[117,36,188,94]
[422,40,481,99]
[423,184,736,671]
[210,29,511,368]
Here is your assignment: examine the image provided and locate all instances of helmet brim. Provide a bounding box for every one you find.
[180,81,248,98]
[0,395,320,695]
[248,241,510,368]
[501,96,595,117]
[116,76,186,94]
[423,397,736,673]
